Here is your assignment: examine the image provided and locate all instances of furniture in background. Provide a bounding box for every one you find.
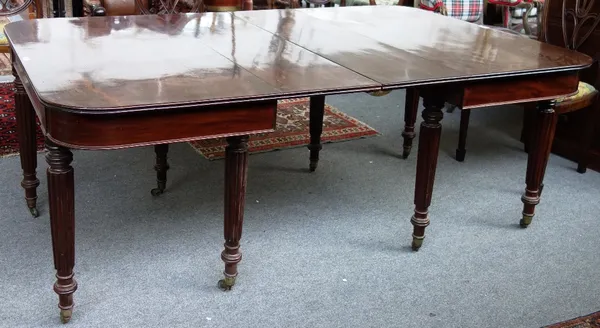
[487,0,544,36]
[453,0,599,174]
[523,0,600,173]
[0,0,43,54]
[83,0,202,15]
[418,0,485,23]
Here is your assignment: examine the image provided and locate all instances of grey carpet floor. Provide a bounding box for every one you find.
[1,90,599,328]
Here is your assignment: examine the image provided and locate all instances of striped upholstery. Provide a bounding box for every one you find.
[419,0,484,22]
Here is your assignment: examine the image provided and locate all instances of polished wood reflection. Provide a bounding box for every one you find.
[235,7,592,88]
[6,7,592,113]
[5,13,379,111]
[5,7,595,324]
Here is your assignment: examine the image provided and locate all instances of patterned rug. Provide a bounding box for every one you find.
[0,82,45,158]
[189,98,379,160]
[546,311,600,328]
[0,90,379,159]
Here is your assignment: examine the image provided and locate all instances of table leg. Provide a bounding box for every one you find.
[520,100,557,228]
[151,144,169,196]
[308,95,325,172]
[402,88,419,159]
[46,139,77,323]
[456,109,470,162]
[411,94,444,251]
[218,136,249,291]
[13,64,40,217]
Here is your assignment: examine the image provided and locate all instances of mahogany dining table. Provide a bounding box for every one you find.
[5,6,591,323]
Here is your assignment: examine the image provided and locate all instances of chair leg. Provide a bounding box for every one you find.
[456,109,470,162]
[577,99,600,174]
[503,6,511,29]
[522,3,533,35]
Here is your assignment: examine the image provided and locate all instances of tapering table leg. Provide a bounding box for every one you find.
[218,136,249,291]
[456,109,470,162]
[151,144,169,196]
[411,94,444,251]
[402,88,419,159]
[13,61,40,217]
[46,139,77,323]
[521,100,557,228]
[308,95,325,172]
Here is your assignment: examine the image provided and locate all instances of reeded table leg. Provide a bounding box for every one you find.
[521,100,557,228]
[151,144,169,196]
[411,94,444,251]
[402,88,419,159]
[218,136,249,291]
[13,64,40,217]
[308,96,325,172]
[46,139,77,323]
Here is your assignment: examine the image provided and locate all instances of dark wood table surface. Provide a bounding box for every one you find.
[5,6,592,324]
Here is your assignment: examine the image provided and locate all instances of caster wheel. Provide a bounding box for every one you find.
[60,309,72,324]
[218,279,234,291]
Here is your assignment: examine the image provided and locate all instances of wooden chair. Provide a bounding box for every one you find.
[0,0,44,54]
[487,0,544,36]
[522,0,599,173]
[453,0,599,175]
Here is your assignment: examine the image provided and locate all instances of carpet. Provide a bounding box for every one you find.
[189,97,380,160]
[546,311,600,328]
[0,82,44,158]
[0,92,379,159]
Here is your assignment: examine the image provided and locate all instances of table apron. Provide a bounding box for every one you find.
[447,71,581,109]
[45,100,278,150]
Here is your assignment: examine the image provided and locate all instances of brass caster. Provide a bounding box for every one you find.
[520,215,533,228]
[29,207,39,218]
[218,277,236,291]
[60,309,72,324]
[411,236,424,251]
[150,188,164,196]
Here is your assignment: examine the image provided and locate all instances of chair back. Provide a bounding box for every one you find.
[419,0,485,23]
[540,0,600,88]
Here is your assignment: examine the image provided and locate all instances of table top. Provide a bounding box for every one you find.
[238,7,592,88]
[5,6,592,112]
